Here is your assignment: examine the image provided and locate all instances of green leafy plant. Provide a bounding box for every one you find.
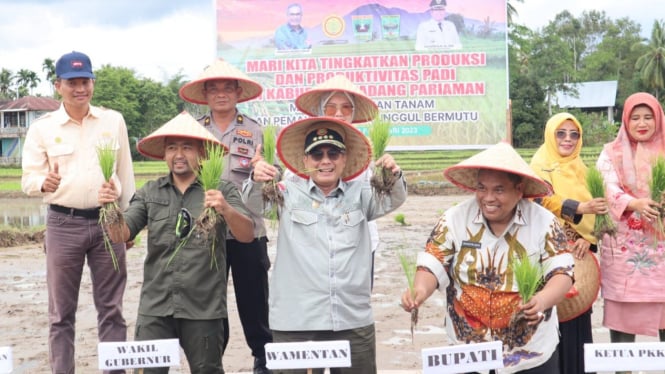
[585,167,617,242]
[96,142,123,271]
[650,155,665,241]
[369,118,397,196]
[394,213,408,226]
[398,248,418,342]
[196,141,226,270]
[510,255,543,303]
[167,141,226,270]
[260,124,283,223]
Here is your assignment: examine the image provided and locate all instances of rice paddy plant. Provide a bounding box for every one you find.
[650,155,665,242]
[197,141,226,269]
[96,142,123,271]
[260,124,283,223]
[369,117,397,196]
[398,247,418,342]
[510,255,543,304]
[585,167,617,243]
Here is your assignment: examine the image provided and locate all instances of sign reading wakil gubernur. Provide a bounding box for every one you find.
[421,340,503,374]
[216,0,508,150]
[98,339,180,370]
[265,340,351,370]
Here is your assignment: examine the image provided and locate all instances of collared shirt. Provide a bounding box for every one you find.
[417,198,573,373]
[123,175,250,320]
[243,174,407,331]
[21,104,136,210]
[274,23,310,50]
[199,112,268,239]
[414,19,462,51]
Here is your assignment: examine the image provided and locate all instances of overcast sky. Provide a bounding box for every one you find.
[512,0,657,35]
[1,0,659,96]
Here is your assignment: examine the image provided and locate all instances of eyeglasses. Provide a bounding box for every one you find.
[555,130,580,140]
[175,208,192,239]
[289,12,302,16]
[307,148,345,162]
[324,104,354,117]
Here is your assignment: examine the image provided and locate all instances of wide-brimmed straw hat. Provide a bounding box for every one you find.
[137,111,227,160]
[179,59,263,105]
[444,141,551,198]
[295,75,379,123]
[277,117,372,181]
[557,251,600,322]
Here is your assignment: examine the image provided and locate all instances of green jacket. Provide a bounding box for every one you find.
[124,174,250,319]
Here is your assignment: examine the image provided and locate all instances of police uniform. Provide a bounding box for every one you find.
[198,111,273,368]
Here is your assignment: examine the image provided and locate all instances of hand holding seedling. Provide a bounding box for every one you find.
[251,144,280,182]
[375,153,400,175]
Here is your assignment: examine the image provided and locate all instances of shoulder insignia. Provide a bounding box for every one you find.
[236,129,253,137]
[237,114,244,124]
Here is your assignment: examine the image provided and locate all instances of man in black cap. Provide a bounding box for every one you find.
[415,0,462,51]
[247,117,407,373]
[21,51,135,373]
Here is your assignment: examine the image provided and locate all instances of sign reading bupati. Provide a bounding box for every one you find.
[216,0,508,150]
[265,340,351,370]
[98,339,180,370]
[421,341,503,374]
[585,342,665,372]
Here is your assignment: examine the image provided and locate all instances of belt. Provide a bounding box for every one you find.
[49,204,100,219]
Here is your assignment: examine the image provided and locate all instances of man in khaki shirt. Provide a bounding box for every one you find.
[21,51,135,373]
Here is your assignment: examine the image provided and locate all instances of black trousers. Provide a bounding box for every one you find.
[222,237,273,358]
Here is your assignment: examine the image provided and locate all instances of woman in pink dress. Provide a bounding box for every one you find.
[596,92,665,358]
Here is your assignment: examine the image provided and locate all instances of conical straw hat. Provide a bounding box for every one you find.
[137,111,227,160]
[556,250,600,322]
[277,117,372,181]
[295,75,379,123]
[179,59,263,105]
[444,141,551,198]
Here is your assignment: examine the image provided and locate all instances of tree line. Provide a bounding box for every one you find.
[2,3,664,151]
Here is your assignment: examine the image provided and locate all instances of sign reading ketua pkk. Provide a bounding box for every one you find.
[585,342,665,372]
[421,341,503,374]
[265,340,351,370]
[0,346,12,373]
[98,339,180,370]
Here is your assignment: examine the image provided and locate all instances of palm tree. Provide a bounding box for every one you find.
[507,0,524,26]
[15,69,41,97]
[0,68,14,99]
[42,58,56,96]
[635,20,665,99]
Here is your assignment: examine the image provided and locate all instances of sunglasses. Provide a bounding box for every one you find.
[323,104,354,117]
[307,148,345,162]
[175,208,192,239]
[555,130,580,140]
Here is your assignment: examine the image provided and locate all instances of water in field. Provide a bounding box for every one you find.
[0,197,46,227]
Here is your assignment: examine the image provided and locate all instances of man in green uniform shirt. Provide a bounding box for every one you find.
[98,112,254,373]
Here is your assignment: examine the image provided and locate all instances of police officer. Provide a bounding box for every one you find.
[180,58,273,374]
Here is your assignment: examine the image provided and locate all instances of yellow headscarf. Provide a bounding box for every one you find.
[530,112,595,243]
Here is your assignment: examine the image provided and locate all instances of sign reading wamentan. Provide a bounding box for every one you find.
[216,0,508,150]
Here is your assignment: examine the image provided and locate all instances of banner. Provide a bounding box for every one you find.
[216,0,508,150]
